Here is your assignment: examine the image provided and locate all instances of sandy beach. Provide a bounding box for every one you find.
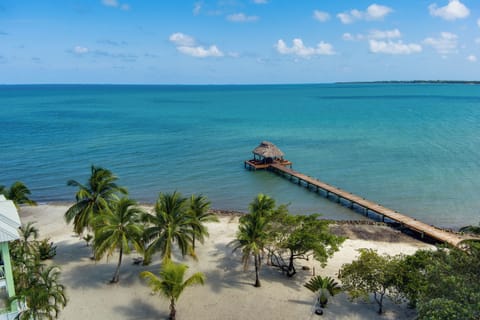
[19,204,433,320]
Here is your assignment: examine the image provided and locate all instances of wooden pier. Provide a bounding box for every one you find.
[255,162,468,247]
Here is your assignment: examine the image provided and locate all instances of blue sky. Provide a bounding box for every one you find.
[1,0,479,84]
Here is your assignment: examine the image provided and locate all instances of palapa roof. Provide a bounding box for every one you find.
[252,141,284,159]
[0,195,21,242]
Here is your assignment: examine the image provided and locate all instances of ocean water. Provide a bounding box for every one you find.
[1,83,480,228]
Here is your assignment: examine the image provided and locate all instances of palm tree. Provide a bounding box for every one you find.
[248,193,276,219]
[143,192,196,262]
[187,194,218,251]
[12,264,67,320]
[231,194,274,288]
[18,222,40,258]
[0,181,37,207]
[140,261,205,320]
[304,275,342,308]
[65,165,127,235]
[93,197,144,283]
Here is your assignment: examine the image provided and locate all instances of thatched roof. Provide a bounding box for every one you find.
[252,141,284,159]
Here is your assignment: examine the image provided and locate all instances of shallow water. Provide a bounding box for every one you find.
[2,83,480,228]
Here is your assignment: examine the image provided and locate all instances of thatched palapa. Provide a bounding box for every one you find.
[244,141,292,170]
[252,141,284,160]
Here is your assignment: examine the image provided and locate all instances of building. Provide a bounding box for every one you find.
[0,195,21,319]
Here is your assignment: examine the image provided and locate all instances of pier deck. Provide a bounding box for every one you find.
[266,163,468,247]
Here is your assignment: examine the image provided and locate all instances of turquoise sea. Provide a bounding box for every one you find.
[1,83,480,229]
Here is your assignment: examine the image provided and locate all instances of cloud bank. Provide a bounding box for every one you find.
[369,40,422,54]
[227,13,259,22]
[101,0,130,11]
[313,10,330,22]
[337,4,393,24]
[169,32,224,58]
[276,38,335,57]
[424,32,458,55]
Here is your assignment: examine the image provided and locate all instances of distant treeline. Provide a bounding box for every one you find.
[338,80,480,85]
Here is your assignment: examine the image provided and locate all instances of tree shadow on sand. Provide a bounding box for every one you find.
[203,241,316,293]
[61,249,162,289]
[114,298,168,320]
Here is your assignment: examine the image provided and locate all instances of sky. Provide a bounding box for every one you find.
[1,0,480,84]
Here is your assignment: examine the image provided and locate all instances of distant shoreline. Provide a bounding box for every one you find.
[337,80,480,85]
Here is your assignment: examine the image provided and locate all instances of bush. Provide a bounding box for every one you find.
[38,239,57,260]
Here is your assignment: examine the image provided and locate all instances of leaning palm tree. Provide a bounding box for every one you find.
[0,181,37,208]
[187,194,218,251]
[304,275,342,308]
[65,165,127,235]
[140,261,205,320]
[93,197,144,283]
[143,191,196,262]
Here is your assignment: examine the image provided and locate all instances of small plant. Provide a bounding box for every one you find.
[38,239,57,260]
[82,234,93,247]
[304,275,341,308]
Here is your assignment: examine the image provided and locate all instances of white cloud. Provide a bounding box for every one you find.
[337,4,393,24]
[337,13,354,24]
[193,2,202,15]
[369,29,401,39]
[169,32,224,58]
[102,0,118,7]
[169,33,196,47]
[429,0,469,21]
[73,46,89,54]
[276,38,335,58]
[343,33,354,41]
[101,0,129,10]
[367,4,393,19]
[423,32,458,54]
[467,54,477,62]
[342,33,366,41]
[477,18,480,27]
[343,29,400,41]
[227,13,259,22]
[369,40,422,54]
[253,0,268,3]
[313,10,330,22]
[177,45,223,58]
[475,38,480,44]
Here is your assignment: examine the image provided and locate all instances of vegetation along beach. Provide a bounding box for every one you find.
[2,1,480,319]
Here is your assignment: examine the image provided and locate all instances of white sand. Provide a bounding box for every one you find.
[19,205,432,320]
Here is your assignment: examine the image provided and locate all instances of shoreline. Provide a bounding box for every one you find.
[32,201,466,237]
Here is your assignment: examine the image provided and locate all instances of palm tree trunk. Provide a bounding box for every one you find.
[254,254,261,287]
[169,298,176,320]
[192,234,196,251]
[111,247,123,283]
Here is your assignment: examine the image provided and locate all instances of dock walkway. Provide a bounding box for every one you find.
[267,163,467,247]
